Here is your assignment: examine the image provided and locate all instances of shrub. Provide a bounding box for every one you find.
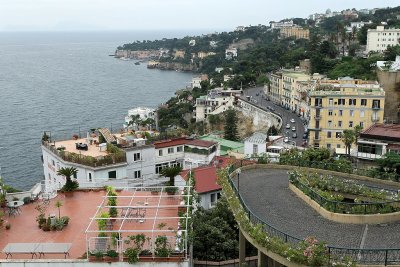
[106,250,118,258]
[61,180,79,192]
[5,223,11,230]
[124,248,139,264]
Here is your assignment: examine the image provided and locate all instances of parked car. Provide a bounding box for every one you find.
[284,137,289,143]
[292,133,297,138]
[290,118,295,123]
[286,124,291,129]
[303,133,308,140]
[292,126,296,131]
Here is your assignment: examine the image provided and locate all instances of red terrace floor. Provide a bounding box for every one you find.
[0,190,181,259]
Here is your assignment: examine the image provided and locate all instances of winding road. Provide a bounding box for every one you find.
[232,168,400,249]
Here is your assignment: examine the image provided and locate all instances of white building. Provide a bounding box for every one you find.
[356,123,400,160]
[377,56,400,71]
[366,26,400,53]
[124,107,156,129]
[154,137,218,172]
[191,74,208,89]
[195,88,241,122]
[346,21,370,32]
[270,20,294,29]
[225,48,237,60]
[244,132,268,157]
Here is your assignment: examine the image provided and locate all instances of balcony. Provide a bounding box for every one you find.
[372,105,380,110]
[314,115,322,120]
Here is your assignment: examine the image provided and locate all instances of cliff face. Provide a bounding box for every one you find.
[147,61,198,72]
[377,69,400,122]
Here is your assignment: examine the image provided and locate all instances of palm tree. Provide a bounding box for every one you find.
[160,165,183,186]
[128,115,142,130]
[354,125,363,146]
[55,200,63,219]
[341,130,355,158]
[57,167,78,184]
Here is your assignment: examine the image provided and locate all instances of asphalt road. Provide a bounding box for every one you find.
[243,87,306,146]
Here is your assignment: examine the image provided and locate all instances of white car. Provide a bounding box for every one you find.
[286,124,290,129]
[292,126,296,131]
[290,118,295,123]
[284,137,289,143]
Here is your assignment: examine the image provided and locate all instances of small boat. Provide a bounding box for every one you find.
[135,62,140,65]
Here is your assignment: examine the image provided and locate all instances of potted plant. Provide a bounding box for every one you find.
[151,187,161,195]
[0,211,4,226]
[89,251,104,262]
[124,247,139,264]
[104,250,119,262]
[72,134,79,140]
[154,235,170,258]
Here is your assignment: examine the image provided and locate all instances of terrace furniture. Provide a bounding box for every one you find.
[3,243,39,259]
[36,243,71,259]
[2,243,72,259]
[75,143,88,151]
[7,200,24,217]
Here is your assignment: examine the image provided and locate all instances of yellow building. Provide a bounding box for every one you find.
[309,81,385,151]
[280,26,310,39]
[267,70,310,111]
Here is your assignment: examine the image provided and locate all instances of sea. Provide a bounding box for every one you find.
[0,30,202,191]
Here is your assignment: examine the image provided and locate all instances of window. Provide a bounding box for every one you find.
[328,120,333,127]
[133,152,141,161]
[159,149,163,156]
[327,144,331,149]
[315,132,319,140]
[134,170,141,179]
[329,98,333,105]
[339,110,343,116]
[52,160,55,166]
[253,144,258,155]
[168,147,174,154]
[328,110,333,116]
[338,121,342,127]
[327,131,332,138]
[108,171,116,179]
[360,121,364,128]
[349,121,353,127]
[210,193,216,203]
[177,146,183,152]
[349,110,354,117]
[337,144,341,148]
[349,99,357,105]
[372,100,380,109]
[338,99,345,105]
[336,132,342,138]
[88,173,92,182]
[358,143,383,156]
[360,110,365,117]
[73,172,77,179]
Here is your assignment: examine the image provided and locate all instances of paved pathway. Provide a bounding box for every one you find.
[232,168,400,249]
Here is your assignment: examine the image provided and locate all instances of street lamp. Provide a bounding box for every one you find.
[236,168,241,193]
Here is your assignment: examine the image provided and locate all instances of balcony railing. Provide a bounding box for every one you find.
[42,141,127,168]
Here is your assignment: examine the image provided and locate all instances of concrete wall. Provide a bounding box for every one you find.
[377,70,400,122]
[238,99,282,129]
[0,260,189,267]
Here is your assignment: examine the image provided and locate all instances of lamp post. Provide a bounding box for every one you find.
[236,168,241,193]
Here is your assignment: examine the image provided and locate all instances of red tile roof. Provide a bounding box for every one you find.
[180,156,255,194]
[154,137,217,149]
[361,123,400,142]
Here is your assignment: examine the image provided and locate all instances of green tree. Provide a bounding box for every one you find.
[267,125,278,136]
[55,200,63,219]
[208,114,222,131]
[384,45,400,61]
[160,165,183,186]
[341,129,355,158]
[57,167,77,184]
[224,109,239,141]
[192,197,238,261]
[353,125,363,146]
[57,167,79,192]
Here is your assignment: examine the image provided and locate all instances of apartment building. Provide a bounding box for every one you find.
[308,80,385,151]
[366,26,400,53]
[195,88,241,121]
[280,26,310,40]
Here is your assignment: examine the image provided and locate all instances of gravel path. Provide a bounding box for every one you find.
[231,168,400,249]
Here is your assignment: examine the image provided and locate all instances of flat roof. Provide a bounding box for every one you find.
[51,137,108,158]
[199,135,244,155]
[154,137,217,149]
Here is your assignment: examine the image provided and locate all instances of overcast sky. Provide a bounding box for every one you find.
[0,0,399,32]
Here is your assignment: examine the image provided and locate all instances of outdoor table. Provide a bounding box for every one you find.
[7,201,24,216]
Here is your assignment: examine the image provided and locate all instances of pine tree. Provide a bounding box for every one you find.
[224,109,239,141]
